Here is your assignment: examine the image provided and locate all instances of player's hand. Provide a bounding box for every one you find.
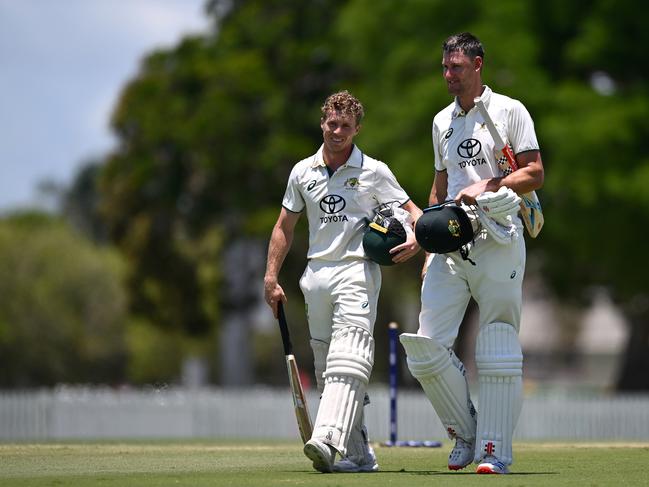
[455,179,500,206]
[264,276,287,319]
[389,232,421,264]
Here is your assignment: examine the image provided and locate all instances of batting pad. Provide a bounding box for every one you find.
[310,338,330,394]
[400,333,476,441]
[344,394,373,466]
[311,326,374,455]
[474,322,523,465]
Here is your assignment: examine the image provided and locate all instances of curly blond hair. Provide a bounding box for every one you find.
[321,90,364,125]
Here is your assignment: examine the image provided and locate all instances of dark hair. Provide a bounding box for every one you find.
[442,32,485,60]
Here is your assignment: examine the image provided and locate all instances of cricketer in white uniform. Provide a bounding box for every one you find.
[400,33,544,475]
[264,91,422,473]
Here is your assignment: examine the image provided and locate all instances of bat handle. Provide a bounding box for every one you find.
[277,301,293,356]
[502,144,520,171]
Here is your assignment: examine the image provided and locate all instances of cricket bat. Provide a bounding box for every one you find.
[277,301,313,444]
[474,97,544,237]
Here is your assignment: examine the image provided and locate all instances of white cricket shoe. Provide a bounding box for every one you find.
[476,455,509,474]
[303,439,335,473]
[448,437,474,470]
[333,444,379,473]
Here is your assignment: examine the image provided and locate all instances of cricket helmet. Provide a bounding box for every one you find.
[363,204,407,266]
[415,203,474,254]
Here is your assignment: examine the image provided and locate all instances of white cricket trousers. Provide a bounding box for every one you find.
[419,233,526,347]
[299,259,381,341]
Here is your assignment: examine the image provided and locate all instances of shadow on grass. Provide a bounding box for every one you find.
[298,469,559,476]
[296,469,559,478]
[380,470,560,476]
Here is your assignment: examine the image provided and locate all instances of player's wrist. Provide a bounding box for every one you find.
[264,274,279,287]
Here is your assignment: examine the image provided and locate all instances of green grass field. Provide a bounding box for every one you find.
[1,440,647,486]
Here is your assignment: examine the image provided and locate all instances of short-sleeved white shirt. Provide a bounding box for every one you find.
[432,85,540,199]
[283,144,410,262]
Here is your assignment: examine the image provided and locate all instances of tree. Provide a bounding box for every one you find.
[334,0,649,389]
[0,213,128,386]
[61,161,109,243]
[99,0,351,384]
[530,0,649,390]
[94,0,649,389]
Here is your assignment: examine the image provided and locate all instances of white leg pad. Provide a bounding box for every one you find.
[342,394,374,466]
[311,326,374,455]
[474,322,523,465]
[400,333,476,441]
[310,338,330,394]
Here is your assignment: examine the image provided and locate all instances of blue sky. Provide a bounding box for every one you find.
[0,0,209,212]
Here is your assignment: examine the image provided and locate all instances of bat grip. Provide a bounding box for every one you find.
[277,301,293,356]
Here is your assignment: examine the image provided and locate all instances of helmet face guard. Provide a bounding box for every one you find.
[363,203,407,266]
[415,202,475,254]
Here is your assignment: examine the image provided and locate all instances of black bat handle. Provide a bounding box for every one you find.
[277,301,293,356]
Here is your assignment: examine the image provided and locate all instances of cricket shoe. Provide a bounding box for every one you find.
[448,437,474,470]
[303,439,335,473]
[333,445,379,473]
[476,455,509,474]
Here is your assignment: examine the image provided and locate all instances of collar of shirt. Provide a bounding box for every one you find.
[311,144,363,169]
[452,85,493,119]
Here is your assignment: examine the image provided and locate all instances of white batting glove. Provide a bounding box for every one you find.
[476,207,518,245]
[475,187,521,226]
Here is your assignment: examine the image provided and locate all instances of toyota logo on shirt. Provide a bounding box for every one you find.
[457,138,482,158]
[320,194,346,214]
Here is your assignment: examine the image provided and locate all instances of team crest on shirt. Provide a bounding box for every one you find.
[344,177,360,190]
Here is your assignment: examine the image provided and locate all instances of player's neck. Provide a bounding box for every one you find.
[323,145,353,172]
[458,83,484,113]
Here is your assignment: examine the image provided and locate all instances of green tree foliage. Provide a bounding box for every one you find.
[0,213,128,386]
[529,0,649,389]
[100,0,348,341]
[92,0,649,388]
[335,0,649,389]
[62,161,109,243]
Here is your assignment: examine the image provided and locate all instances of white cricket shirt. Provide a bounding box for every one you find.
[432,85,540,200]
[283,144,410,262]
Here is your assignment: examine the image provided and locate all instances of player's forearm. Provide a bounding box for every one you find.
[502,151,544,194]
[402,200,423,223]
[264,224,294,283]
[429,171,448,206]
[499,169,542,195]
